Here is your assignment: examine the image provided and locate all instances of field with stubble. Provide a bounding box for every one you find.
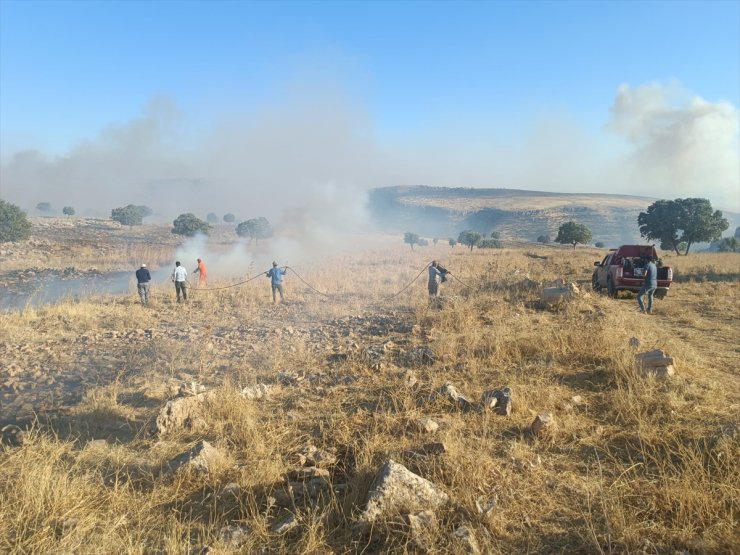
[1,219,738,554]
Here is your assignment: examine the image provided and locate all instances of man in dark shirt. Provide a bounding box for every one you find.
[135,263,152,306]
[637,256,658,314]
[266,261,287,303]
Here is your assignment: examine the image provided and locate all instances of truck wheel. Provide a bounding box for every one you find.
[607,278,617,298]
[592,273,600,291]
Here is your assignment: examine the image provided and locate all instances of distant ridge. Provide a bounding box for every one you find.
[367,186,739,247]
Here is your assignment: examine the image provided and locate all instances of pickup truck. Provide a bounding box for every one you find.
[592,245,673,299]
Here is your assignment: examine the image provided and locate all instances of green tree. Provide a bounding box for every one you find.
[555,221,592,249]
[111,204,144,226]
[448,238,457,248]
[716,237,740,252]
[458,230,483,251]
[206,212,219,224]
[236,217,272,243]
[136,205,153,218]
[172,213,211,237]
[62,206,75,216]
[478,238,503,249]
[36,201,52,213]
[537,234,551,244]
[403,232,421,250]
[639,198,728,255]
[490,231,501,239]
[0,200,32,242]
[223,213,236,223]
[594,241,604,248]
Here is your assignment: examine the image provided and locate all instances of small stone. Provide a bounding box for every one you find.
[482,387,512,416]
[396,510,438,550]
[271,514,299,534]
[241,383,273,400]
[530,413,557,438]
[435,382,474,411]
[571,395,584,405]
[453,525,481,554]
[360,460,449,523]
[416,417,439,434]
[166,440,223,474]
[401,369,418,388]
[289,466,331,480]
[217,524,251,548]
[1,425,26,447]
[629,337,641,349]
[156,392,214,436]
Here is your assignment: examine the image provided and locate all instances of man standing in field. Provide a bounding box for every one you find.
[172,261,188,302]
[135,263,151,305]
[266,261,287,303]
[428,260,448,297]
[193,258,208,286]
[637,256,658,314]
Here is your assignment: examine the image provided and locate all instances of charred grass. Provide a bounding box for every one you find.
[0,239,738,554]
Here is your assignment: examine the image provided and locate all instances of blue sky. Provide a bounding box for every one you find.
[1,0,738,212]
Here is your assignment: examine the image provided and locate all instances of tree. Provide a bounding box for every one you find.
[490,231,501,239]
[417,238,429,247]
[0,200,32,242]
[223,213,236,223]
[403,232,421,250]
[172,213,211,237]
[555,221,592,249]
[236,217,272,243]
[136,205,153,218]
[62,206,75,216]
[537,234,551,244]
[36,202,52,213]
[448,238,457,248]
[716,237,740,252]
[458,230,483,251]
[206,212,219,224]
[594,241,604,248]
[639,198,728,255]
[478,239,503,249]
[111,204,144,226]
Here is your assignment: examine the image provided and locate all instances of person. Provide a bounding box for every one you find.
[135,263,151,305]
[266,261,287,303]
[193,258,208,286]
[428,260,448,297]
[172,261,188,302]
[637,256,658,314]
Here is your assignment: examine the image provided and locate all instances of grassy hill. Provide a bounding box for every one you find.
[368,186,739,247]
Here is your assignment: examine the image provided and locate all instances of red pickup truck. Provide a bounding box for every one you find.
[592,245,673,299]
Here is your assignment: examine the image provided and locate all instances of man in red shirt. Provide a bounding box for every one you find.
[194,258,208,286]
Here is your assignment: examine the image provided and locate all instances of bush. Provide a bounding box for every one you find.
[36,202,52,213]
[111,204,151,226]
[172,213,211,237]
[448,238,457,248]
[595,241,604,248]
[0,200,32,242]
[236,217,272,243]
[62,206,75,216]
[537,234,551,244]
[206,212,219,224]
[223,213,236,223]
[478,239,503,249]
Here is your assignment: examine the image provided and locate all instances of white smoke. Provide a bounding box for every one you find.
[607,82,740,211]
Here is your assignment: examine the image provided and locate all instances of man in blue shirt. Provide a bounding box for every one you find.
[266,261,287,303]
[135,263,151,305]
[428,260,448,297]
[637,256,658,314]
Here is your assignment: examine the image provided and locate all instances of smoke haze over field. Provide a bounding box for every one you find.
[1,81,738,230]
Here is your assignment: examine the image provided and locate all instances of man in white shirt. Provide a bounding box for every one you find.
[172,261,188,302]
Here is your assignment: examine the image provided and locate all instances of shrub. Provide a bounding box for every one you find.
[595,241,605,248]
[0,200,32,242]
[537,234,551,244]
[172,213,211,237]
[223,213,236,223]
[36,202,52,213]
[206,212,219,224]
[235,217,272,243]
[478,239,503,249]
[111,204,151,226]
[62,206,75,216]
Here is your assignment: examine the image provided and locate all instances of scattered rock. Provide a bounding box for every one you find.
[635,349,676,378]
[542,287,572,306]
[177,381,206,397]
[453,525,481,554]
[530,413,557,438]
[401,369,419,388]
[295,445,337,468]
[166,440,223,474]
[271,514,299,534]
[395,510,438,550]
[240,383,273,400]
[360,460,449,523]
[629,337,641,349]
[481,387,513,416]
[435,382,474,411]
[156,392,213,435]
[217,524,251,548]
[289,466,331,480]
[415,417,439,434]
[407,346,436,366]
[1,424,26,447]
[571,395,584,406]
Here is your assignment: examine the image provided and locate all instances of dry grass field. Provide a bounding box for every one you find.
[1,220,738,554]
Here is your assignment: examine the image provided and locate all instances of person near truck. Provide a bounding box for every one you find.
[135,263,151,306]
[428,260,448,297]
[172,261,188,302]
[266,261,287,303]
[637,256,658,314]
[193,258,208,286]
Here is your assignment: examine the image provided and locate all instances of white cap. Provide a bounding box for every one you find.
[141,263,146,267]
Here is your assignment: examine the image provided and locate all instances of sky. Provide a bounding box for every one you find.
[0,0,738,221]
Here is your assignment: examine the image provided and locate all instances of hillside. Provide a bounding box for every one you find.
[368,186,739,247]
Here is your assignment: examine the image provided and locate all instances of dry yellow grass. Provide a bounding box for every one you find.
[1,229,738,554]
